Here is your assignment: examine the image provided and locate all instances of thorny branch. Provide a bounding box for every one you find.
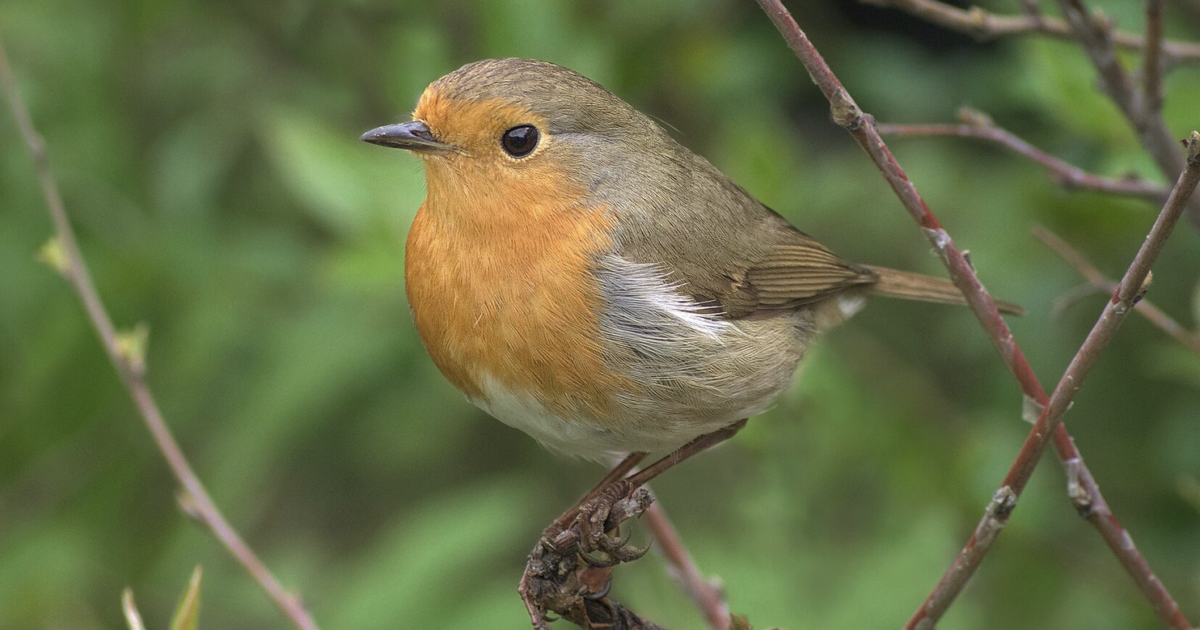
[862,0,1200,64]
[0,34,320,630]
[1034,225,1200,354]
[877,109,1171,201]
[752,2,1196,629]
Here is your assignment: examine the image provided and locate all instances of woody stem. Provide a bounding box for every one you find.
[753,2,1195,628]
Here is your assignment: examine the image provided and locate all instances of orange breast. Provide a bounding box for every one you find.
[404,167,629,422]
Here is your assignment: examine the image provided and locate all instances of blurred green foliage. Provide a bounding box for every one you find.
[1,1,1199,629]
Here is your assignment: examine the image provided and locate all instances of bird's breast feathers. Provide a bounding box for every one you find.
[404,198,811,456]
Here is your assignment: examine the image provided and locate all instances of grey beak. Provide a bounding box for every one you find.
[360,121,450,152]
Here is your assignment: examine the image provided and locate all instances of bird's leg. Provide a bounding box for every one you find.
[576,419,748,565]
[519,423,745,628]
[521,452,648,630]
[539,451,648,551]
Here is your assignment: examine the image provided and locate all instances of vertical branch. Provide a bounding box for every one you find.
[1055,0,1186,184]
[0,35,320,630]
[643,501,730,630]
[1143,0,1166,115]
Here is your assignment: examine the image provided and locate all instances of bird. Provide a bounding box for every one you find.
[362,58,1021,625]
[363,57,1018,463]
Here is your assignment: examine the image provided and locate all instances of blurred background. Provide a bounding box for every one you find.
[2,0,1199,628]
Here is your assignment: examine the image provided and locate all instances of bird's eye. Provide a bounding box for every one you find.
[501,125,539,157]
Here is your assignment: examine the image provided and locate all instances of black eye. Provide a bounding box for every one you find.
[501,125,539,157]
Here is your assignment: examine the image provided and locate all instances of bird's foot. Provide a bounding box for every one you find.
[576,480,653,567]
[519,480,653,628]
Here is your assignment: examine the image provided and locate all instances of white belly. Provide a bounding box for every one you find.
[466,254,817,460]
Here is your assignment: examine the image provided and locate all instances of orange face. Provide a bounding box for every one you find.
[410,88,581,226]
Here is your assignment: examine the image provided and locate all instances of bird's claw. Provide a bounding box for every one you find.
[576,481,653,566]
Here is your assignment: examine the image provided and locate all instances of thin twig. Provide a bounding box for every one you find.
[0,35,320,630]
[751,3,1195,629]
[1056,0,1182,174]
[1168,0,1200,30]
[878,112,1170,201]
[873,0,1200,228]
[1034,226,1200,354]
[861,0,1200,63]
[602,454,731,630]
[1143,0,1166,116]
[906,140,1200,630]
[1049,281,1104,320]
[1054,0,1200,232]
[643,501,730,630]
[1012,137,1200,622]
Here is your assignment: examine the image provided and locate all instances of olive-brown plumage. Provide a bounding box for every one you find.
[363,58,1019,458]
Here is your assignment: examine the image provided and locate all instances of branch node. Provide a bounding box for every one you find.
[1132,270,1153,305]
[1064,457,1094,515]
[1090,8,1114,40]
[36,236,70,276]
[177,489,205,522]
[114,323,150,379]
[1186,131,1200,164]
[920,226,951,252]
[956,106,992,128]
[989,486,1019,520]
[965,7,990,37]
[1020,394,1044,425]
[830,90,863,129]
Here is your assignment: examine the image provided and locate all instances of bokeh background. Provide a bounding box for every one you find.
[2,0,1199,628]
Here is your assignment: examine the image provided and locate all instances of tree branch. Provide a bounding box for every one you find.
[643,500,730,630]
[877,109,1171,201]
[751,3,1196,629]
[1143,0,1166,117]
[870,0,1200,228]
[913,137,1200,630]
[0,34,320,630]
[861,0,1200,64]
[1034,225,1200,354]
[1056,0,1184,177]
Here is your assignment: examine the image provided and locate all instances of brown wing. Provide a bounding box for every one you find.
[743,231,877,313]
[675,221,877,320]
[599,147,880,320]
[619,201,878,320]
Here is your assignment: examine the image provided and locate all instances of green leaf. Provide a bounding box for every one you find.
[168,566,203,630]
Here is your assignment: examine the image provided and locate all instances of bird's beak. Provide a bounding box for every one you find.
[360,121,452,153]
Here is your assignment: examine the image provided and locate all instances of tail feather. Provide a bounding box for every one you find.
[863,265,1024,316]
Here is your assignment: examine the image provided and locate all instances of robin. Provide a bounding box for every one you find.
[361,56,1019,599]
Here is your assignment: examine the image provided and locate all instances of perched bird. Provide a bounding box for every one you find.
[362,58,1019,461]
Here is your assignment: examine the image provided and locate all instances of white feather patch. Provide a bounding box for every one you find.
[471,373,611,458]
